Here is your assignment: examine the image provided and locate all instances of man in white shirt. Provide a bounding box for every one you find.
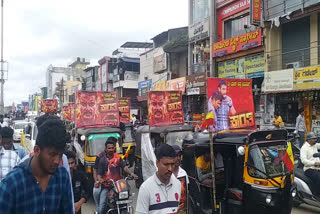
[300,132,320,197]
[136,144,181,214]
[172,145,189,184]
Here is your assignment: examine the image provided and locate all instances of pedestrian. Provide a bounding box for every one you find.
[186,111,193,123]
[0,119,74,214]
[97,138,138,214]
[172,145,189,184]
[136,144,181,214]
[65,150,89,214]
[272,112,284,128]
[295,108,307,148]
[0,126,26,159]
[0,142,20,181]
[92,136,118,214]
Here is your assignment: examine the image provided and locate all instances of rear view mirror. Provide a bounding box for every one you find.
[25,134,31,139]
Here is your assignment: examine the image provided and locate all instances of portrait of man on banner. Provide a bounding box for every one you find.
[76,91,98,127]
[207,78,256,132]
[148,91,167,126]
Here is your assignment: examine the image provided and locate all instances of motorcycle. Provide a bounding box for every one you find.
[293,151,320,208]
[103,176,134,214]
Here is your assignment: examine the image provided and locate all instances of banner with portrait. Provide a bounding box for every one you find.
[148,91,184,127]
[207,78,256,132]
[177,176,188,214]
[41,99,58,113]
[62,103,75,121]
[118,97,130,124]
[76,91,119,128]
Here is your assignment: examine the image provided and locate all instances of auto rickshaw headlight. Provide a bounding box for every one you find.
[237,146,245,156]
[266,194,272,204]
[80,135,86,141]
[291,189,297,197]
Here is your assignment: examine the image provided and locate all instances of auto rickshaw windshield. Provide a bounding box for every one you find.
[166,131,193,148]
[123,127,134,143]
[248,142,289,179]
[86,133,120,157]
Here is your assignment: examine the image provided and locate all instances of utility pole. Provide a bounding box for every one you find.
[209,0,217,77]
[0,0,4,113]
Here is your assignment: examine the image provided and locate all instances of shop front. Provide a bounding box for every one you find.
[185,72,208,116]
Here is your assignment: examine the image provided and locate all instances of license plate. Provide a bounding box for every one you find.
[116,200,132,205]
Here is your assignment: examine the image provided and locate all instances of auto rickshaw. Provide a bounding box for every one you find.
[122,124,136,167]
[76,127,123,189]
[182,129,296,214]
[134,124,194,188]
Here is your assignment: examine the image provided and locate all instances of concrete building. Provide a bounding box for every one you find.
[261,0,320,131]
[84,66,99,91]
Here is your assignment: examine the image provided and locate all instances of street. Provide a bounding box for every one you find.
[81,179,320,214]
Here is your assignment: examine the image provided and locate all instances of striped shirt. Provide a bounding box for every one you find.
[0,147,20,181]
[136,173,181,214]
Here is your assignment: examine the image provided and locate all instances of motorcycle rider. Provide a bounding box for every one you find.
[97,138,138,214]
[300,132,320,197]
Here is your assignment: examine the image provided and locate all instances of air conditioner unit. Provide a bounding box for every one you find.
[286,62,300,69]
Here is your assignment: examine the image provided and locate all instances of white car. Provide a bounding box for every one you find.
[13,121,29,142]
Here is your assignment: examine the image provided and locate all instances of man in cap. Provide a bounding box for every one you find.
[300,132,320,197]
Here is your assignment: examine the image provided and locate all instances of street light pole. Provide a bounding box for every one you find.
[0,0,4,114]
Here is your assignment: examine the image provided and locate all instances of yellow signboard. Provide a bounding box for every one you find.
[293,65,320,90]
[218,59,237,78]
[152,81,166,91]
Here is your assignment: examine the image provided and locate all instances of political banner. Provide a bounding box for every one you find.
[118,97,131,124]
[177,176,188,214]
[207,78,256,132]
[148,91,184,127]
[62,103,75,121]
[41,99,58,113]
[76,91,119,128]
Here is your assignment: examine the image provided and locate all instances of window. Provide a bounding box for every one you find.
[192,0,209,24]
[224,15,259,39]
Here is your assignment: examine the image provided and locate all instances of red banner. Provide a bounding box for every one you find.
[76,91,119,128]
[62,103,75,121]
[250,0,262,26]
[207,78,255,132]
[148,91,184,127]
[41,99,58,113]
[118,97,131,124]
[213,29,262,57]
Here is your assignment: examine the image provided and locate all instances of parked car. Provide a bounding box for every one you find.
[13,121,29,142]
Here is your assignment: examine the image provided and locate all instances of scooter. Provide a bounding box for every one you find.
[103,176,134,214]
[293,152,320,208]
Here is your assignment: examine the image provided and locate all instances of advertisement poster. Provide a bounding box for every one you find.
[41,99,58,113]
[293,65,320,90]
[148,91,184,127]
[76,91,119,128]
[193,113,205,129]
[62,103,75,121]
[250,0,262,26]
[207,78,256,132]
[118,97,131,124]
[166,77,186,93]
[177,176,188,214]
[213,29,262,57]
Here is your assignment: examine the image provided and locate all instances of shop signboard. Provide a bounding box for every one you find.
[138,79,152,96]
[148,91,184,127]
[207,78,256,132]
[189,17,209,43]
[293,65,320,90]
[186,72,207,95]
[152,80,167,91]
[220,0,250,20]
[250,0,262,26]
[261,69,294,93]
[153,48,167,73]
[312,120,320,137]
[213,29,262,57]
[118,97,131,124]
[166,77,186,93]
[41,99,58,113]
[217,0,236,8]
[76,91,119,128]
[244,53,264,78]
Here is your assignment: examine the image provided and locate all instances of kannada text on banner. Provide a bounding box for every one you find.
[207,78,256,132]
[118,97,131,124]
[148,91,184,127]
[41,99,58,113]
[76,91,119,128]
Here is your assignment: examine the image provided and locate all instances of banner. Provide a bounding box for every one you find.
[118,97,131,124]
[177,176,188,214]
[62,103,75,121]
[262,69,293,93]
[213,29,262,57]
[293,65,320,90]
[148,91,184,127]
[152,81,167,91]
[250,0,262,26]
[76,91,119,128]
[41,99,58,113]
[166,77,186,93]
[207,78,255,132]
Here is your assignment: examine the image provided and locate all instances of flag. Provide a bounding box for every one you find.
[201,112,214,130]
[283,142,294,172]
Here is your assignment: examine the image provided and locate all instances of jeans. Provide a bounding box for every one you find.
[93,186,101,211]
[305,169,320,196]
[98,188,109,214]
[298,131,305,148]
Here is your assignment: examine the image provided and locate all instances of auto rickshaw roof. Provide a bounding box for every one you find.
[136,124,193,134]
[77,127,122,136]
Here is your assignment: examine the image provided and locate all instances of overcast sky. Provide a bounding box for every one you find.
[4,0,188,106]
